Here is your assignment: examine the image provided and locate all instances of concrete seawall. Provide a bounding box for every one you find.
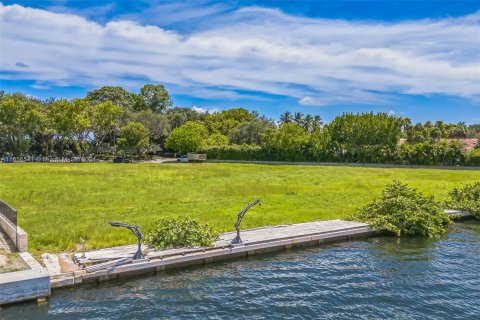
[1,211,475,305]
[0,266,50,305]
[0,210,28,252]
[50,211,475,289]
[51,221,379,289]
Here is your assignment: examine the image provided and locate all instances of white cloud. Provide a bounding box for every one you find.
[1,3,480,105]
[191,106,220,114]
[191,106,207,113]
[29,83,50,90]
[299,96,324,106]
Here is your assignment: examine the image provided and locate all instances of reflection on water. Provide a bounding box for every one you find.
[2,221,479,319]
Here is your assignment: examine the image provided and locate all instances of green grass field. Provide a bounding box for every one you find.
[1,163,479,253]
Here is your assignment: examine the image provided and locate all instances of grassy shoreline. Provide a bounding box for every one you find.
[1,163,479,253]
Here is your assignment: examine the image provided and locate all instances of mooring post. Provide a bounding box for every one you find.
[80,237,86,258]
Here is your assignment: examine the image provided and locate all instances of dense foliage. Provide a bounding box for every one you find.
[164,121,209,154]
[349,180,451,237]
[445,182,480,218]
[324,112,403,163]
[467,149,480,166]
[395,140,465,166]
[405,120,469,142]
[117,122,150,157]
[145,217,219,249]
[0,86,478,165]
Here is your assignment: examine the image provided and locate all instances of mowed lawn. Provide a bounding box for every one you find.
[1,163,479,253]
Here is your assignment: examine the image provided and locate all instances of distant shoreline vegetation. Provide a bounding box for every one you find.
[0,85,479,166]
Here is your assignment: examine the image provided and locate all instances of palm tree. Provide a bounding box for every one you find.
[450,122,468,138]
[303,114,313,132]
[280,111,293,124]
[293,112,304,126]
[312,115,323,131]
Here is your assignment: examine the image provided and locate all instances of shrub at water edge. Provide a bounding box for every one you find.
[445,181,480,218]
[348,180,450,237]
[145,217,219,250]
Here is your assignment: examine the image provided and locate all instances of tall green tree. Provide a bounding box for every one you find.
[263,123,310,161]
[0,94,43,156]
[280,111,293,124]
[126,110,171,146]
[86,86,138,111]
[48,98,92,156]
[90,102,124,153]
[448,122,468,139]
[326,112,402,162]
[117,122,150,157]
[165,121,208,154]
[166,107,205,129]
[229,119,273,145]
[139,84,173,113]
[205,133,229,147]
[204,108,254,135]
[293,112,304,126]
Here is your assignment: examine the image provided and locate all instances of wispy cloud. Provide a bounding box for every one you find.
[113,0,233,30]
[1,2,479,106]
[192,106,220,114]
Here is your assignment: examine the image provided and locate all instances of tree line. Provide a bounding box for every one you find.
[1,85,479,166]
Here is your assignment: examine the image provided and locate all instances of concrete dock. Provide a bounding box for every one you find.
[51,219,377,288]
[1,210,474,305]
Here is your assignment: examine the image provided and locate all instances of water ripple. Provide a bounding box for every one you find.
[2,221,479,320]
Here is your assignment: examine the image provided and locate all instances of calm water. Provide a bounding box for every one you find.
[2,221,479,319]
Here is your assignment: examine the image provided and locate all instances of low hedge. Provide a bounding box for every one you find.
[200,144,263,160]
[467,149,480,166]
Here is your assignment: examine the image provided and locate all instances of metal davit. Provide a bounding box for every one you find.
[231,198,261,245]
[109,221,145,260]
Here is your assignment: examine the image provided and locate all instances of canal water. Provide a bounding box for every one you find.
[2,221,479,319]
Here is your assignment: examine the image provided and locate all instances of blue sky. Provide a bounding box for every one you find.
[1,1,479,123]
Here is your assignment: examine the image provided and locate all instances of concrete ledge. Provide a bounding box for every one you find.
[49,214,468,290]
[51,225,376,288]
[18,252,43,269]
[0,268,50,305]
[0,214,28,252]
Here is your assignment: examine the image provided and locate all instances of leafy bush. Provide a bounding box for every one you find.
[145,217,219,249]
[348,180,450,237]
[165,121,208,154]
[262,123,310,161]
[200,144,263,160]
[395,140,466,166]
[467,149,480,166]
[325,112,401,163]
[445,181,480,218]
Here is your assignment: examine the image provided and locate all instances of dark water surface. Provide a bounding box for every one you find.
[2,221,479,319]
